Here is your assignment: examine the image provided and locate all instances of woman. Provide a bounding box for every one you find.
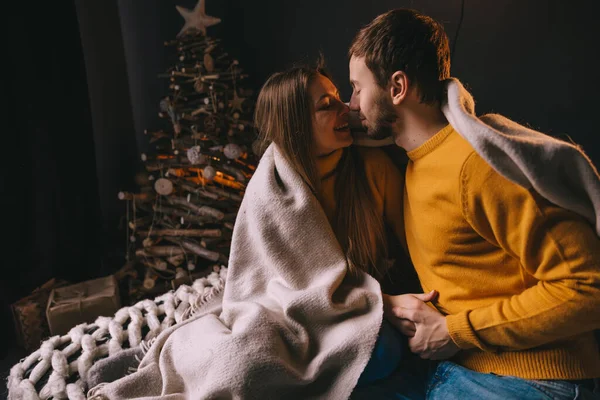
[254,64,410,387]
[83,65,413,400]
[254,65,406,281]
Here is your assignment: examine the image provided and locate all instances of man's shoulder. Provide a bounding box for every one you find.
[460,147,525,201]
[446,126,478,161]
[460,148,500,183]
[422,126,482,177]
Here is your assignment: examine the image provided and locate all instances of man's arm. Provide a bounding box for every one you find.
[446,153,600,352]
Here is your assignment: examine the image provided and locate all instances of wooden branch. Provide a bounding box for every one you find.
[118,191,155,201]
[173,177,227,200]
[145,130,171,142]
[166,196,224,220]
[205,186,243,202]
[175,267,187,280]
[164,237,220,262]
[144,159,191,172]
[129,216,153,230]
[165,169,188,180]
[169,71,197,78]
[140,153,178,162]
[170,137,201,151]
[142,266,175,290]
[233,158,257,174]
[140,258,169,271]
[137,228,222,238]
[221,164,247,183]
[176,180,220,200]
[156,217,180,230]
[200,237,223,247]
[187,197,225,209]
[187,168,245,191]
[167,254,186,267]
[176,38,219,52]
[143,269,161,290]
[153,205,211,224]
[136,246,186,257]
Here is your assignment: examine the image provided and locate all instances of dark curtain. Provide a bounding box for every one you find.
[1,0,103,355]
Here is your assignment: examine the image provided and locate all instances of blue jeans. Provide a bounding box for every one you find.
[356,320,407,387]
[352,357,600,399]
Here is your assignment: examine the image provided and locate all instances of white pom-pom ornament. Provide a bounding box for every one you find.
[223,143,242,159]
[203,166,216,181]
[187,145,206,164]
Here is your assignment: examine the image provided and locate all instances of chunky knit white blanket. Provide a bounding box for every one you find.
[7,268,227,400]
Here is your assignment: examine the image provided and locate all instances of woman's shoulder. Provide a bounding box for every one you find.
[356,146,389,165]
[353,146,405,197]
[356,146,407,174]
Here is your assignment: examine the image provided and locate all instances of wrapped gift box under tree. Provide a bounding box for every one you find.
[10,278,70,352]
[46,275,121,336]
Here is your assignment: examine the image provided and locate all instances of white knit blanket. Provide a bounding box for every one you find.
[87,143,384,399]
[443,78,600,236]
[7,269,228,400]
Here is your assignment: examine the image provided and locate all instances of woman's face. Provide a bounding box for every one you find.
[309,74,352,156]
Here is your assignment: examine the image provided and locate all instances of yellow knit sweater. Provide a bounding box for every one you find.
[315,146,406,256]
[405,124,600,379]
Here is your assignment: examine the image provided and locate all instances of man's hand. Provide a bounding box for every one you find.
[382,292,437,337]
[383,291,460,360]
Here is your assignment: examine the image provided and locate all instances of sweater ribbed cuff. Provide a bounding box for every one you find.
[446,311,488,351]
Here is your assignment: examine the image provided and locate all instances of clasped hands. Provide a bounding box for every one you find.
[383,290,460,360]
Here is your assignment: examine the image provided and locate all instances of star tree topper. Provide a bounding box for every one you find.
[176,0,221,37]
[230,90,246,113]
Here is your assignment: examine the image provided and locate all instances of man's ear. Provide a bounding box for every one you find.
[390,71,409,105]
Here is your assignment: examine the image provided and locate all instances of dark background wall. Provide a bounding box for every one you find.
[2,0,598,359]
[117,0,599,166]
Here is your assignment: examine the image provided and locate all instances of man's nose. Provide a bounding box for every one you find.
[349,93,360,111]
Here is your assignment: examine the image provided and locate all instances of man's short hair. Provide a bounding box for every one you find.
[349,9,451,104]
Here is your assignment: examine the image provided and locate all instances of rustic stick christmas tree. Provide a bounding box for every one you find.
[118,0,258,301]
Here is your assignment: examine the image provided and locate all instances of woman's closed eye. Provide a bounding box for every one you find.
[318,99,331,110]
[316,92,342,111]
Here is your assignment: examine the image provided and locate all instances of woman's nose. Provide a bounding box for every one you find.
[339,101,350,115]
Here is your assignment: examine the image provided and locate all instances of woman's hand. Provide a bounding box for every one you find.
[382,290,460,360]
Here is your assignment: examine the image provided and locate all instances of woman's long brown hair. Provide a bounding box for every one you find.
[254,65,388,280]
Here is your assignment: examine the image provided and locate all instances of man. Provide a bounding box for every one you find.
[348,8,600,399]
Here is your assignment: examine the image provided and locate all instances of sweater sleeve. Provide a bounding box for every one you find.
[446,152,600,351]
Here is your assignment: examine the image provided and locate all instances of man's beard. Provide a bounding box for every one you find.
[364,92,397,140]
